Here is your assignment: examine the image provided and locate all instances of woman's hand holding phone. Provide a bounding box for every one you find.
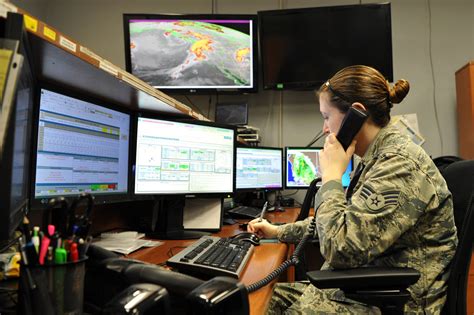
[320,134,356,184]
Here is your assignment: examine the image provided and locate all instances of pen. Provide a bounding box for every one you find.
[258,201,269,222]
[22,216,32,243]
[18,237,37,290]
[77,238,85,259]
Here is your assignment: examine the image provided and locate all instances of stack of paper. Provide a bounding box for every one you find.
[92,231,163,255]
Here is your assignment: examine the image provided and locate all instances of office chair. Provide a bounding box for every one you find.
[306,159,474,315]
[294,178,321,280]
[295,178,320,221]
[438,159,474,315]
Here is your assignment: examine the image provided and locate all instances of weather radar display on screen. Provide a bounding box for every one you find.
[125,15,256,92]
[286,148,352,188]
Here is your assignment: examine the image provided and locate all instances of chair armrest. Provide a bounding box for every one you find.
[306,267,420,291]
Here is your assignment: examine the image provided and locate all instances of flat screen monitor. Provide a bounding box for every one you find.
[123,14,258,94]
[215,102,248,126]
[258,3,392,90]
[0,36,35,243]
[31,88,131,207]
[134,117,235,196]
[285,147,353,189]
[236,146,283,190]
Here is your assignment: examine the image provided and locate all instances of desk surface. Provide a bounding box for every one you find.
[127,207,300,315]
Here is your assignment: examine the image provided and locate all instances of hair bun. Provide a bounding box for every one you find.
[389,79,410,104]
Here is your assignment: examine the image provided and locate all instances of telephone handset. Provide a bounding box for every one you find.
[336,107,368,151]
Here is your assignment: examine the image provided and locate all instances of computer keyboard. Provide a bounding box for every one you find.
[227,205,262,219]
[166,236,254,279]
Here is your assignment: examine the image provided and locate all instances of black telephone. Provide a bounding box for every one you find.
[336,107,368,151]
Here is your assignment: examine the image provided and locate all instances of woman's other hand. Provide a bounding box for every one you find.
[247,218,279,239]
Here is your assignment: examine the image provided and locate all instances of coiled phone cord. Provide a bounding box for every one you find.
[246,179,320,293]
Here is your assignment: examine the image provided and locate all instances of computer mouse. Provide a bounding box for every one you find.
[232,232,260,246]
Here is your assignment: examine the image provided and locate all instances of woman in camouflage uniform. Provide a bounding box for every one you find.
[248,65,458,314]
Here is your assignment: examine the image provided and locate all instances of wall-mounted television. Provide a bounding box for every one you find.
[258,3,392,90]
[123,14,258,94]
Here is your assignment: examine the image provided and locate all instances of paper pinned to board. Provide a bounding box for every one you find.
[183,198,222,230]
[0,48,13,103]
[392,114,425,146]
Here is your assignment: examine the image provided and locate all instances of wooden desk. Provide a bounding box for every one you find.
[128,207,300,315]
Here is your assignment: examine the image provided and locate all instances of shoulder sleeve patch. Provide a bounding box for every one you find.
[359,184,400,212]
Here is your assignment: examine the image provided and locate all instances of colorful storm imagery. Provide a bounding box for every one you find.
[129,20,252,88]
[290,153,317,185]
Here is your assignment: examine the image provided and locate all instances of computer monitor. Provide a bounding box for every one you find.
[134,117,235,195]
[31,87,131,208]
[123,14,258,94]
[0,33,35,243]
[285,147,353,189]
[134,116,235,239]
[215,103,248,126]
[236,146,283,191]
[258,3,392,90]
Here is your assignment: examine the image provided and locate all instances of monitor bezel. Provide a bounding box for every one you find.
[0,14,36,242]
[123,13,259,95]
[235,145,284,192]
[258,3,393,90]
[132,113,237,197]
[29,82,134,211]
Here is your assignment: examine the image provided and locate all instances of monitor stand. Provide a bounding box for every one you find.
[273,191,286,212]
[147,196,210,240]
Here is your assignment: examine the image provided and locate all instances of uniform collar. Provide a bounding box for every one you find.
[360,124,398,165]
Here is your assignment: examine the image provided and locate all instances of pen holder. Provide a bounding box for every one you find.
[19,258,88,315]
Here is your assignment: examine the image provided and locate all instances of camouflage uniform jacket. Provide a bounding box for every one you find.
[277,125,458,314]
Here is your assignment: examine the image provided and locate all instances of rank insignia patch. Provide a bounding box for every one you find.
[360,184,400,211]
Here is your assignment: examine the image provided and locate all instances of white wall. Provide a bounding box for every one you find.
[12,0,474,201]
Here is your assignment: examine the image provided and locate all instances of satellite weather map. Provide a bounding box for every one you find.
[286,150,320,187]
[286,148,353,188]
[128,19,253,88]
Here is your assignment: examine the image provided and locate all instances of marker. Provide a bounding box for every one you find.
[258,201,269,222]
[38,234,50,265]
[54,245,67,264]
[32,226,40,253]
[47,224,55,238]
[69,242,79,262]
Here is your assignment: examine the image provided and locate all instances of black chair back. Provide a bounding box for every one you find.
[439,160,474,315]
[295,178,321,221]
